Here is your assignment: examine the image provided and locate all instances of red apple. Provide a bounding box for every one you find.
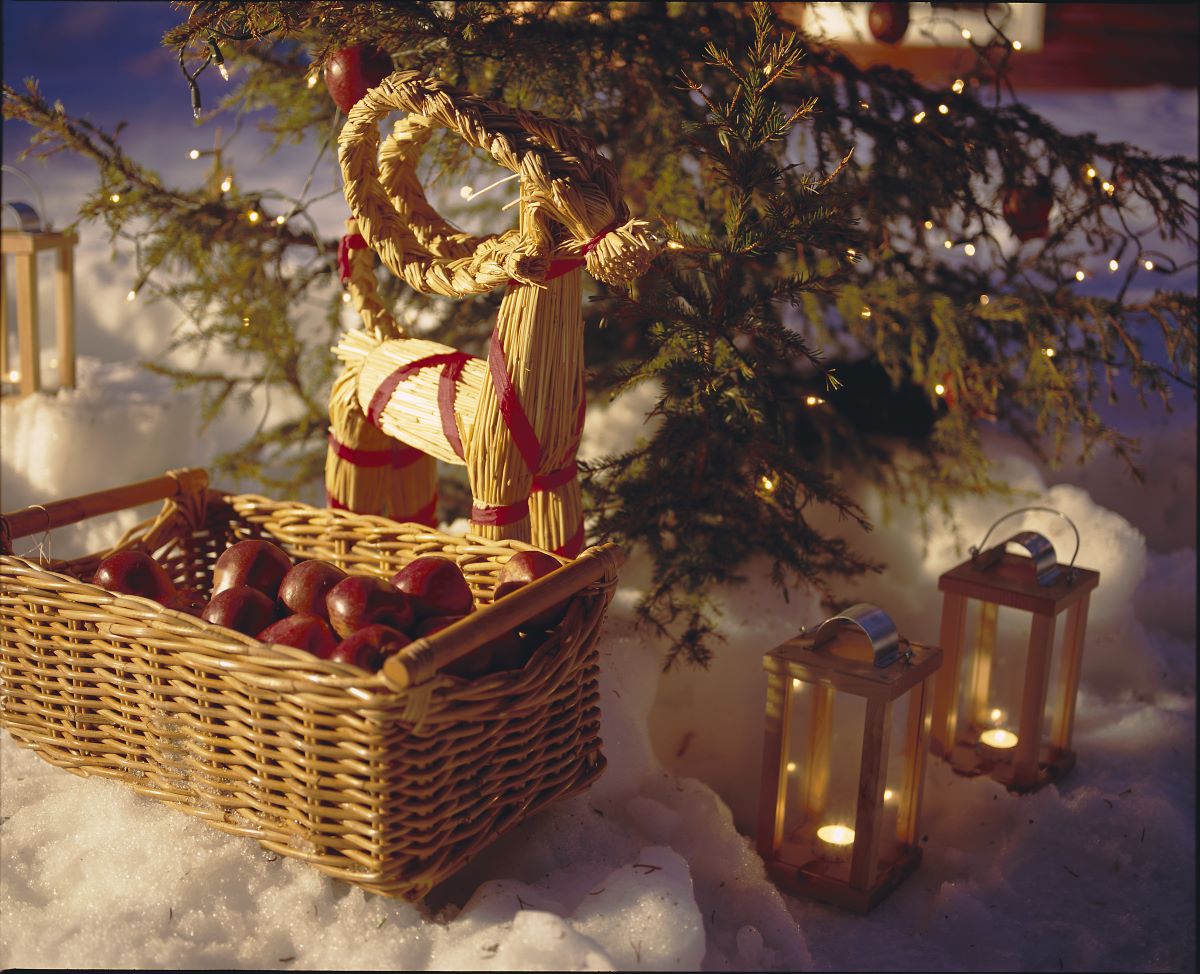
[327,624,411,671]
[325,574,415,639]
[278,559,347,620]
[201,585,277,636]
[323,44,393,114]
[493,549,569,632]
[92,549,176,602]
[212,539,293,601]
[257,613,339,656]
[389,555,473,621]
[164,586,207,617]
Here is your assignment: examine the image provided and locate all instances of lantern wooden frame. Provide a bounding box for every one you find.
[1,207,77,399]
[930,509,1100,793]
[757,603,942,913]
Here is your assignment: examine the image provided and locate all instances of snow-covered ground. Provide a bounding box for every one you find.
[2,70,1196,973]
[1,345,1194,971]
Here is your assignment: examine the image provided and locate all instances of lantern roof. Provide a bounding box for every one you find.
[938,551,1099,616]
[764,612,941,701]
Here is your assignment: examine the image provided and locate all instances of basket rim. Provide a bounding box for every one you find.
[1,490,621,697]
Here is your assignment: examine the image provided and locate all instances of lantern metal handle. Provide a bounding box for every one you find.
[1,165,49,231]
[970,506,1080,584]
[808,602,910,668]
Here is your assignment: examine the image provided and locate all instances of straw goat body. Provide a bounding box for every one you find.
[326,70,662,555]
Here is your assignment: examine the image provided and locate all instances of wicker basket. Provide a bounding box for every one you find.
[0,468,621,900]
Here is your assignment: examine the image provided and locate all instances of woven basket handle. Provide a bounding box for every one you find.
[380,541,625,690]
[0,468,209,554]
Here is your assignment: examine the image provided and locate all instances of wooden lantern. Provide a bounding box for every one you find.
[930,507,1100,793]
[757,603,943,913]
[1,194,77,399]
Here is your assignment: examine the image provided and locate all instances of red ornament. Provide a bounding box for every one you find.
[323,45,393,114]
[868,3,910,45]
[1002,179,1053,242]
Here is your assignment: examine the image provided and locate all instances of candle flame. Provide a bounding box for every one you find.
[817,824,855,846]
[980,728,1019,749]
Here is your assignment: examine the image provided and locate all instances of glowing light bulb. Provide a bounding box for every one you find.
[6,370,20,382]
[759,474,776,494]
[341,292,351,304]
[126,289,137,302]
[220,177,232,193]
[860,307,872,318]
[460,185,474,199]
[247,209,261,223]
[913,111,926,124]
[189,149,201,160]
[667,240,686,250]
[307,73,318,89]
[980,294,990,305]
[1143,259,1155,271]
[923,220,934,230]
[275,214,286,225]
[934,383,946,396]
[1085,165,1097,179]
[859,100,870,109]
[1075,269,1086,282]
[952,79,965,94]
[944,239,953,249]
[989,708,1005,724]
[109,193,121,203]
[964,243,976,256]
[1013,40,1023,51]
[1043,347,1056,358]
[938,104,949,115]
[1109,259,1119,271]
[786,761,797,773]
[1103,181,1115,196]
[242,317,250,328]
[961,28,973,40]
[847,248,857,257]
[883,789,895,802]
[792,678,802,690]
[217,63,229,82]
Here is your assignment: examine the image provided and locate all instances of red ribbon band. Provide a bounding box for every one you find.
[470,497,530,527]
[487,336,541,474]
[553,521,585,559]
[505,221,618,288]
[328,432,423,469]
[337,232,367,284]
[532,462,579,493]
[367,351,473,441]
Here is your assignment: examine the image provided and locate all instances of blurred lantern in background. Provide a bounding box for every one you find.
[757,603,942,913]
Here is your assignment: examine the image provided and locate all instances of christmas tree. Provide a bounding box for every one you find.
[4,1,1195,667]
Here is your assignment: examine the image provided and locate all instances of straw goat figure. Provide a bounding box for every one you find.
[326,71,663,556]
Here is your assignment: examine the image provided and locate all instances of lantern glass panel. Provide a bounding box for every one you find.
[779,680,917,886]
[955,599,1070,761]
[779,683,864,884]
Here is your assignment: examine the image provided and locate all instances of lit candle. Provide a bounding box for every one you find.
[817,823,855,846]
[980,727,1019,750]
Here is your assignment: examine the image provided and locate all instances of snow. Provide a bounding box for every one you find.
[2,63,1196,974]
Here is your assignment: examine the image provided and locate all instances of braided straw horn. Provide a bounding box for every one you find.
[338,70,664,289]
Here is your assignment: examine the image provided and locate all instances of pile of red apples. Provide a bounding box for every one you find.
[91,540,567,678]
